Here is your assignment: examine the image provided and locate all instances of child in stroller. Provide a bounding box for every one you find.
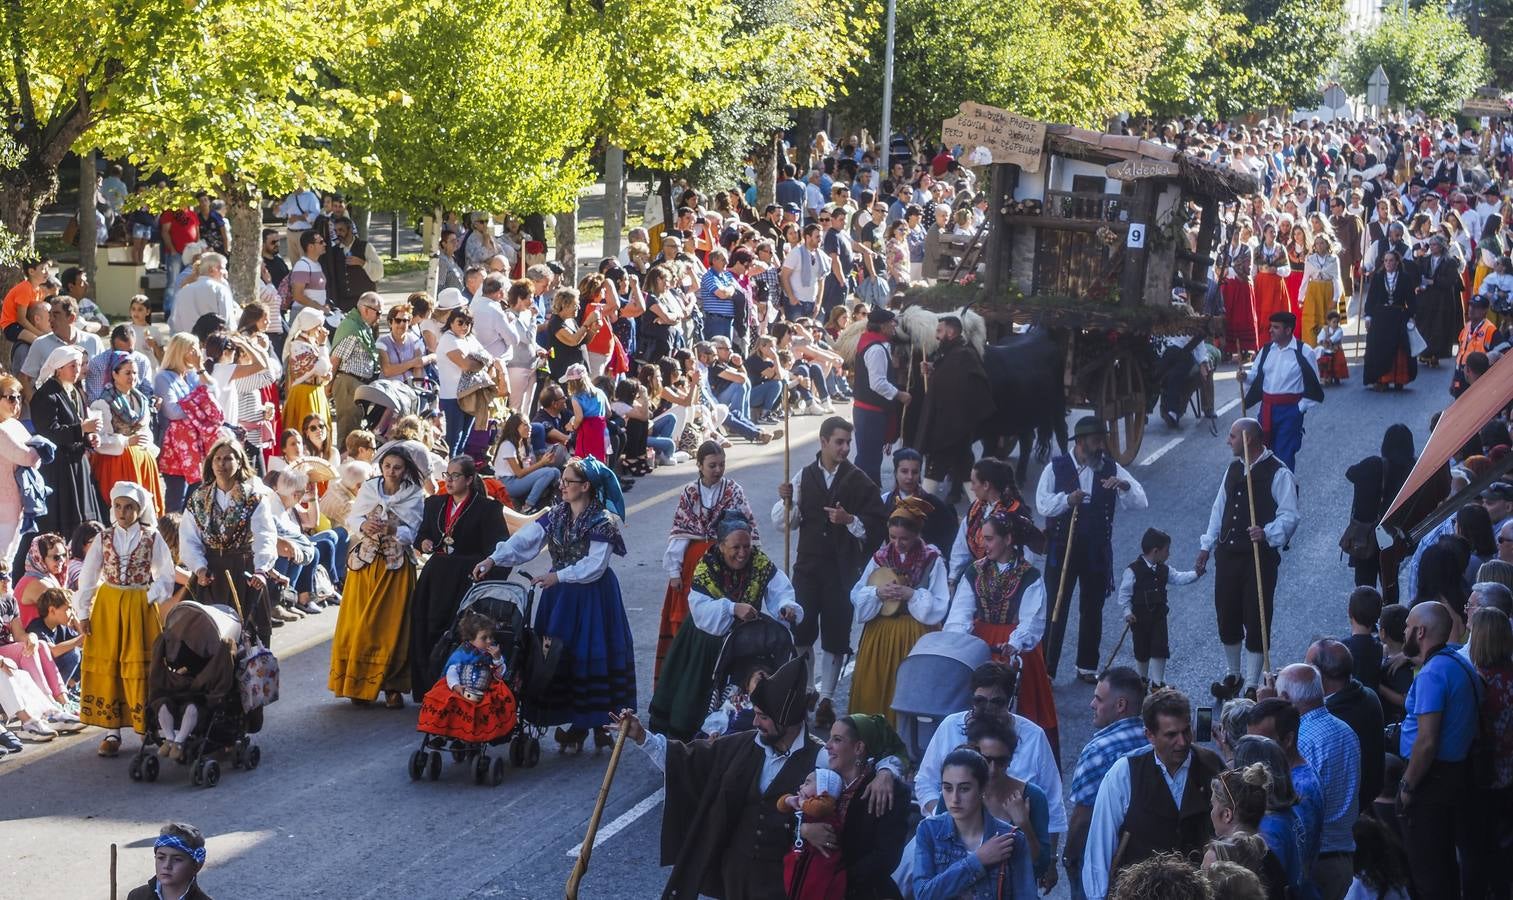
[412,609,520,785]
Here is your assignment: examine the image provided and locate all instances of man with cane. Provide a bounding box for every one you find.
[1195,418,1299,701]
[1038,416,1148,683]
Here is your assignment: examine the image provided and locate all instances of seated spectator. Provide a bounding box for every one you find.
[24,586,82,687]
[493,412,560,514]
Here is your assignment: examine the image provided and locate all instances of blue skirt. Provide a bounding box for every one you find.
[531,570,637,729]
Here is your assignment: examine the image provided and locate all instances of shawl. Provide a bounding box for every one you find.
[969,556,1040,626]
[669,477,758,543]
[542,499,627,570]
[104,374,151,432]
[186,478,260,551]
[871,537,940,588]
[347,477,425,540]
[331,305,379,373]
[965,498,1028,560]
[691,544,778,607]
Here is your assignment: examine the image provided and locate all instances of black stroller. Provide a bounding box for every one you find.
[703,614,796,733]
[131,601,268,788]
[355,379,436,438]
[407,577,552,785]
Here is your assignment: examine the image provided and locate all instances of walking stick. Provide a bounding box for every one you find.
[1240,429,1272,674]
[1048,506,1080,665]
[783,393,792,573]
[1099,622,1131,678]
[110,843,117,900]
[900,349,917,440]
[565,718,631,900]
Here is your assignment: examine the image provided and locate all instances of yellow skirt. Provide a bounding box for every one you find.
[328,560,415,701]
[1300,281,1335,347]
[80,584,162,733]
[848,614,937,727]
[284,382,331,438]
[1474,262,1492,298]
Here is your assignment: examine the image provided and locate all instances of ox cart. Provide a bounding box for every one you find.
[904,110,1259,465]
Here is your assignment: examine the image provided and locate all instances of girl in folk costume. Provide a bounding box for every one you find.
[848,496,951,727]
[282,307,333,447]
[944,505,1061,756]
[1219,221,1259,356]
[1252,224,1292,326]
[415,609,518,746]
[1317,311,1350,384]
[90,351,165,515]
[1300,234,1343,347]
[654,441,758,682]
[472,457,636,751]
[329,441,426,707]
[181,439,279,644]
[649,509,797,741]
[1284,223,1309,315]
[948,456,1045,582]
[75,482,176,757]
[31,345,104,540]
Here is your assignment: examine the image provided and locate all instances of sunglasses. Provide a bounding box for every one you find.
[971,695,1010,707]
[392,317,411,324]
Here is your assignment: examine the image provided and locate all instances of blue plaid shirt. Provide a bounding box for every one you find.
[1068,716,1147,806]
[1296,706,1360,853]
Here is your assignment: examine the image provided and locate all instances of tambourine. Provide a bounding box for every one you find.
[868,567,907,617]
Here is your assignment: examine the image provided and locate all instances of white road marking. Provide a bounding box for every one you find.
[1216,398,1240,416]
[565,787,666,856]
[1137,436,1185,467]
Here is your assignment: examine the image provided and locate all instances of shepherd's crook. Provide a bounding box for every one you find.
[1049,506,1080,665]
[1241,429,1271,674]
[565,718,631,900]
[783,392,793,572]
[1099,622,1131,678]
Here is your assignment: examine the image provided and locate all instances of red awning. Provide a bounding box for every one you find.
[1382,352,1513,536]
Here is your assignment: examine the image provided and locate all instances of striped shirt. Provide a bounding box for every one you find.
[698,268,737,317]
[1296,706,1360,853]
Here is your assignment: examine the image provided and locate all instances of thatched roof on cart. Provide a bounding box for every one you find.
[1043,125,1259,201]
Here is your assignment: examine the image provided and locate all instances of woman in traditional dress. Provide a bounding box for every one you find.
[329,441,425,707]
[156,335,223,514]
[282,306,333,448]
[1415,236,1464,366]
[1475,215,1504,299]
[1220,222,1259,357]
[848,496,950,727]
[1284,223,1309,316]
[75,482,175,757]
[654,441,757,681]
[90,351,164,515]
[181,439,279,644]
[1300,233,1342,347]
[649,509,797,740]
[1252,224,1290,326]
[408,454,507,701]
[945,505,1060,756]
[472,457,634,750]
[948,456,1043,583]
[31,345,103,539]
[1362,250,1419,391]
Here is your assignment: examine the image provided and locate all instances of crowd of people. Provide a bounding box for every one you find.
[2,111,1513,900]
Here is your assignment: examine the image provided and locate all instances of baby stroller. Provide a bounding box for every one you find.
[131,601,267,788]
[407,577,551,785]
[890,631,992,762]
[704,615,796,732]
[355,379,435,438]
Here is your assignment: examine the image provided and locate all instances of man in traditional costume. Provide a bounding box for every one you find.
[773,417,888,721]
[1239,311,1323,472]
[851,307,910,485]
[916,314,994,504]
[1037,417,1147,682]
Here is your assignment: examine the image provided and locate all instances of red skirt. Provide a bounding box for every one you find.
[1284,270,1305,316]
[1378,348,1413,386]
[1320,349,1349,381]
[92,448,165,516]
[974,621,1059,758]
[259,382,283,466]
[574,416,608,461]
[416,677,518,743]
[1254,271,1291,326]
[655,540,713,685]
[1222,279,1259,354]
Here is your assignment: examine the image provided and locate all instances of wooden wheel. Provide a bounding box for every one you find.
[1097,351,1146,466]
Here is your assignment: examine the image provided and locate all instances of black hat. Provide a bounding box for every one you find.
[1483,482,1513,502]
[1471,294,1491,308]
[1269,311,1297,328]
[783,202,801,214]
[751,657,808,727]
[545,261,565,276]
[867,307,897,326]
[1073,415,1106,440]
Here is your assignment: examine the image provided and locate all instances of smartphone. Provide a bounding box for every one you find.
[1195,706,1214,743]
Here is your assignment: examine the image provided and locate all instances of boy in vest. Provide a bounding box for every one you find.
[1116,528,1201,690]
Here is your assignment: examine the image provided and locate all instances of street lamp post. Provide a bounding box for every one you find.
[880,0,897,167]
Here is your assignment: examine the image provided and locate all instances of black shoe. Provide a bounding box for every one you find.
[1161,409,1180,428]
[0,728,22,754]
[1210,674,1242,701]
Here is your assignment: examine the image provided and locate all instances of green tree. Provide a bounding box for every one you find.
[1205,0,1347,117]
[1139,0,1248,119]
[1341,8,1490,115]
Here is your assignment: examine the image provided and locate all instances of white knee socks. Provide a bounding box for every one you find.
[1223,643,1242,677]
[820,652,845,700]
[175,705,199,743]
[1244,651,1265,691]
[1136,659,1150,679]
[1149,657,1167,685]
[156,707,175,738]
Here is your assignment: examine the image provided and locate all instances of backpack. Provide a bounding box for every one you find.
[276,272,295,313]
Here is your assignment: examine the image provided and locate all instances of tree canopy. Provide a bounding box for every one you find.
[1341,7,1490,116]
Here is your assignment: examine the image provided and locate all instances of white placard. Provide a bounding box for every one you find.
[1127,224,1147,249]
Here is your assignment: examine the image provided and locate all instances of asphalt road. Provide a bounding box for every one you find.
[0,334,1451,899]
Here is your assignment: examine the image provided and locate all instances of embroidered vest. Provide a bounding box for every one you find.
[970,558,1041,626]
[188,482,258,554]
[103,526,157,588]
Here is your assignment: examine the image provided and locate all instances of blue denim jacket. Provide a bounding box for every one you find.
[913,809,1036,900]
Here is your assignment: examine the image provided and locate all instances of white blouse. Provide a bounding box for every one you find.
[943,560,1047,652]
[88,398,158,456]
[179,484,281,577]
[75,523,176,619]
[850,552,952,626]
[1302,253,1343,304]
[487,519,611,584]
[689,566,800,636]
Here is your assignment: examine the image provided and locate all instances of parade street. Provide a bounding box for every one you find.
[0,337,1444,898]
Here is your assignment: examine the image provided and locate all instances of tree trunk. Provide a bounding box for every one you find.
[224,188,265,305]
[603,145,625,259]
[0,165,58,285]
[754,133,779,210]
[554,201,578,283]
[78,152,98,287]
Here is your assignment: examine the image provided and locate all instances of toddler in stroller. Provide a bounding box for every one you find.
[412,609,520,785]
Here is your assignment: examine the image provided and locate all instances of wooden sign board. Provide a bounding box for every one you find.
[1461,97,1510,116]
[941,102,1047,172]
[1105,158,1180,181]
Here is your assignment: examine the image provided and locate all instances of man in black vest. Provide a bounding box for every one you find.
[615,657,824,900]
[1080,688,1223,900]
[774,416,889,724]
[331,216,384,314]
[1037,416,1148,682]
[852,307,910,486]
[1195,418,1300,701]
[1240,311,1323,472]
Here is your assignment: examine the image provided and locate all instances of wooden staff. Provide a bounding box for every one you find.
[565,718,631,900]
[1240,428,1271,674]
[900,348,918,440]
[783,391,793,573]
[110,843,118,900]
[1099,621,1131,678]
[1049,507,1080,637]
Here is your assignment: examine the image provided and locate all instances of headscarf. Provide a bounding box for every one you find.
[38,345,86,385]
[843,713,912,766]
[154,833,206,866]
[577,457,625,520]
[110,481,156,527]
[715,509,753,541]
[23,535,61,582]
[888,495,931,526]
[285,307,327,363]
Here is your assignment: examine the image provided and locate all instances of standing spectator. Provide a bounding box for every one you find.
[331,217,382,314]
[1064,667,1149,899]
[281,184,320,235]
[469,273,512,359]
[194,192,229,256]
[697,248,739,340]
[502,281,543,415]
[289,231,330,316]
[435,308,486,456]
[167,253,239,337]
[20,297,105,398]
[0,375,41,575]
[158,203,199,318]
[378,304,430,389]
[912,748,1037,900]
[1245,699,1325,874]
[58,266,108,335]
[780,224,825,320]
[545,288,592,382]
[1342,586,1384,692]
[434,229,464,296]
[329,293,383,441]
[85,326,155,403]
[1276,663,1360,900]
[1396,600,1484,900]
[1468,607,1513,900]
[821,205,854,312]
[1306,639,1384,812]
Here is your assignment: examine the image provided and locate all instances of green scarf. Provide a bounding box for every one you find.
[845,713,911,768]
[331,307,378,372]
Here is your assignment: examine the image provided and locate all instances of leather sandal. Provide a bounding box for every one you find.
[97,734,121,757]
[384,692,405,709]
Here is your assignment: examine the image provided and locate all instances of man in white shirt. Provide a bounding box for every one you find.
[851,307,910,485]
[469,273,513,360]
[1195,418,1300,699]
[20,296,105,396]
[779,223,825,319]
[169,252,240,336]
[1239,311,1323,472]
[280,187,320,233]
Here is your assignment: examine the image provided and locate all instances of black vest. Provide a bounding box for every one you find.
[1119,747,1223,871]
[797,461,870,575]
[1127,559,1170,612]
[341,238,376,308]
[1047,453,1118,574]
[1242,341,1325,408]
[728,736,822,867]
[1219,454,1283,546]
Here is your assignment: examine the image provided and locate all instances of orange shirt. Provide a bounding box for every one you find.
[0,279,39,330]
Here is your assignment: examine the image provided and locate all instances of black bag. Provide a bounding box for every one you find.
[1443,649,1496,790]
[1339,519,1378,561]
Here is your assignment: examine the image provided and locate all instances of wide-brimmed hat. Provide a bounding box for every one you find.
[435,287,465,311]
[1072,415,1106,440]
[559,363,589,383]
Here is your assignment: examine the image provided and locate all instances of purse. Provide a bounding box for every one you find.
[1339,463,1385,561]
[237,634,281,712]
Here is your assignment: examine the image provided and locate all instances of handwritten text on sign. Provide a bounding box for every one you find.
[941,102,1047,173]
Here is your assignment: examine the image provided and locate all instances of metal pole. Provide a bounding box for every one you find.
[879,0,897,165]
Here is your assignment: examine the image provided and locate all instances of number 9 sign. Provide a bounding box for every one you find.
[1127,224,1146,249]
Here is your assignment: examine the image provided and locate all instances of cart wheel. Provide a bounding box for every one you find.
[525,737,541,768]
[1098,351,1146,466]
[245,745,261,771]
[202,759,221,788]
[427,750,442,781]
[490,756,506,786]
[474,753,490,785]
[129,757,143,782]
[408,749,426,781]
[191,759,205,786]
[143,754,160,782]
